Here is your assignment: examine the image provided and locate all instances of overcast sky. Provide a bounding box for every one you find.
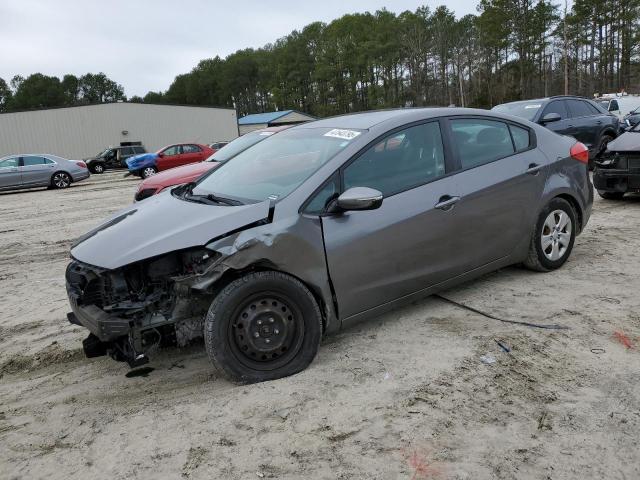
[0,1,479,97]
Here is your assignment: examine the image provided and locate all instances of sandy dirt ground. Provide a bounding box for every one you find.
[1,170,639,480]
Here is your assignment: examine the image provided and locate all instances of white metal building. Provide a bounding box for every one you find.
[238,110,316,135]
[0,102,239,159]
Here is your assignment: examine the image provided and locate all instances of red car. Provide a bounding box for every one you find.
[134,127,289,201]
[156,143,214,172]
[126,143,214,178]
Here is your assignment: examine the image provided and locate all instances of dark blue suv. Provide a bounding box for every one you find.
[493,96,620,167]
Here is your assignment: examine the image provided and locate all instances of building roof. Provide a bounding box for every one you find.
[238,110,315,125]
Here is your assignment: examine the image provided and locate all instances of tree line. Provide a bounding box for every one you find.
[2,0,639,116]
[0,73,125,113]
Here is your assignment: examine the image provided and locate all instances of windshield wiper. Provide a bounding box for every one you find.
[177,183,243,206]
[205,193,243,206]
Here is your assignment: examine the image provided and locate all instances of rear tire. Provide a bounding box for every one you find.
[141,166,157,179]
[598,190,624,200]
[204,271,322,383]
[90,163,105,174]
[51,172,71,189]
[523,198,576,272]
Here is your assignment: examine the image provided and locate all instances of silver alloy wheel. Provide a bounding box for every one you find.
[541,209,572,261]
[94,164,104,173]
[53,172,71,188]
[142,167,156,178]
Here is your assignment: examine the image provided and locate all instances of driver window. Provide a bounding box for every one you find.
[163,146,180,156]
[343,122,446,197]
[541,101,568,120]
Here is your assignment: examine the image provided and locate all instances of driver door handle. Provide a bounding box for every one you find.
[435,195,460,211]
[526,163,543,175]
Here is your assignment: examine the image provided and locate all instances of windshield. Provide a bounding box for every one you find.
[191,127,362,203]
[492,102,542,121]
[205,131,274,163]
[96,149,111,158]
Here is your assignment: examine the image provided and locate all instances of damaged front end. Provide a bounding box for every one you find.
[66,248,221,367]
[594,150,640,193]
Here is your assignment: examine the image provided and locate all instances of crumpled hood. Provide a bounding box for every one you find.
[126,153,158,170]
[71,191,271,269]
[606,132,640,152]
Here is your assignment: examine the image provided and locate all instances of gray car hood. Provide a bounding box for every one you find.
[71,190,271,269]
[606,131,640,152]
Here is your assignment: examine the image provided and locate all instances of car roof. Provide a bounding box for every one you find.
[290,107,499,131]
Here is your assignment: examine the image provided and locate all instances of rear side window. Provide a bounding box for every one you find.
[133,146,145,153]
[451,119,514,169]
[567,100,594,118]
[541,101,568,120]
[510,125,531,151]
[343,121,446,197]
[23,156,46,166]
[121,147,134,155]
[609,100,619,111]
[184,144,202,153]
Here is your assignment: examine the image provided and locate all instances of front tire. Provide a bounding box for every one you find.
[598,190,624,200]
[205,271,322,383]
[51,172,71,189]
[141,166,157,179]
[523,198,576,272]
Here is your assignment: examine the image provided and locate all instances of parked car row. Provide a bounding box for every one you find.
[65,107,595,383]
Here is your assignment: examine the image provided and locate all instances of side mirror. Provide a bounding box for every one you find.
[335,187,383,212]
[540,112,561,124]
[157,153,164,158]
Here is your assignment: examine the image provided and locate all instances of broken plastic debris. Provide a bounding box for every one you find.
[480,355,496,365]
[383,372,392,380]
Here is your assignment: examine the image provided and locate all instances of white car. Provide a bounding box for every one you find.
[595,95,640,119]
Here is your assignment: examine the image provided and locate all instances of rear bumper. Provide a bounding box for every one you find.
[593,168,640,193]
[73,170,91,182]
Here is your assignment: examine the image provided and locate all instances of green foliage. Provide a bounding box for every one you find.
[2,72,125,112]
[5,1,640,115]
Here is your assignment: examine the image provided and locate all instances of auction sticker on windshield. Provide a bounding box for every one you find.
[525,104,542,109]
[324,129,362,140]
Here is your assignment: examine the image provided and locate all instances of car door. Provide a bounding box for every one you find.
[0,157,22,189]
[320,120,468,320]
[158,145,182,170]
[539,100,577,138]
[180,144,203,165]
[565,99,601,152]
[21,156,53,186]
[445,117,548,271]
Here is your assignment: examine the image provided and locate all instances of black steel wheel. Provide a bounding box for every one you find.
[205,271,322,383]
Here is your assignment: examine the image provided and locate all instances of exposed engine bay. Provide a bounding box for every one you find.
[66,248,220,367]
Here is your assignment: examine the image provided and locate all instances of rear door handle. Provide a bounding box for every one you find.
[435,195,460,211]
[526,163,543,175]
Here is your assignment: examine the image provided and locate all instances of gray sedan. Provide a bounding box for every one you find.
[0,154,90,191]
[65,108,593,382]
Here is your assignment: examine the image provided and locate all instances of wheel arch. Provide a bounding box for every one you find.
[552,193,583,234]
[203,261,334,335]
